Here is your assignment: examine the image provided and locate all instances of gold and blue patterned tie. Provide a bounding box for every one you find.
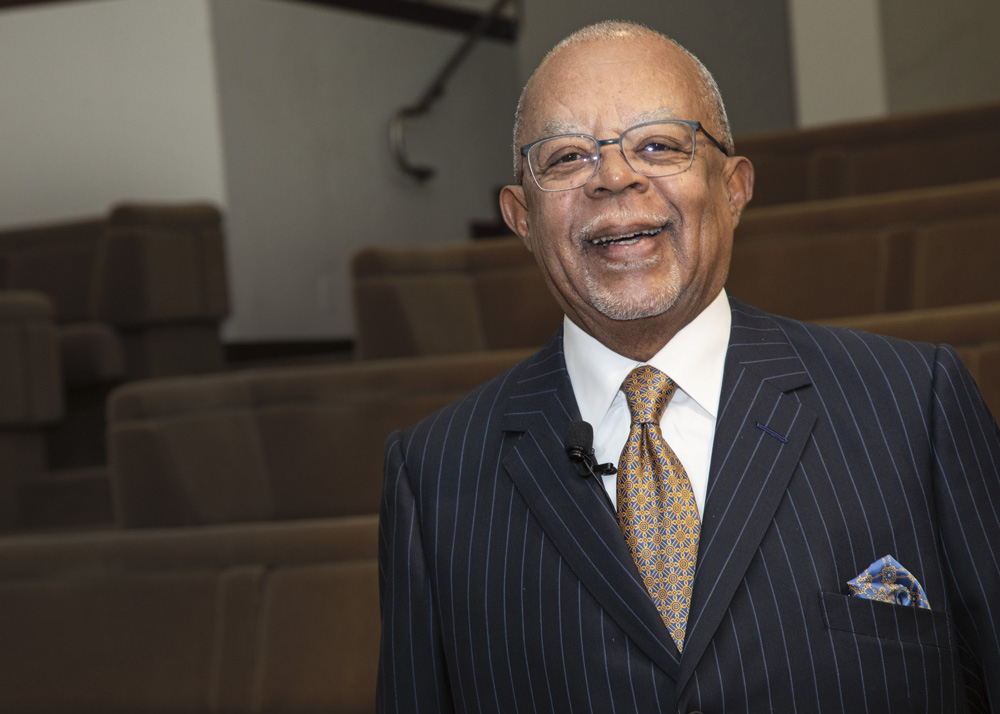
[617,365,700,651]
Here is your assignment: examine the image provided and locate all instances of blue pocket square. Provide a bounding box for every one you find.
[847,555,930,609]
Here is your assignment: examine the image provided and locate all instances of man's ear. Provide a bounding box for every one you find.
[499,184,532,250]
[724,156,755,227]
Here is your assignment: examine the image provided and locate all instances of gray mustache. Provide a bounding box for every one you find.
[576,210,674,242]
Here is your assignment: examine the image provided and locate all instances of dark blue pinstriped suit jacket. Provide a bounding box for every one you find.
[377,298,1000,713]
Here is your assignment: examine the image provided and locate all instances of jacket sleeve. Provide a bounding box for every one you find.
[930,344,1000,713]
[376,430,455,713]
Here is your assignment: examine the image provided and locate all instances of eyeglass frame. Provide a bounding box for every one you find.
[518,119,730,192]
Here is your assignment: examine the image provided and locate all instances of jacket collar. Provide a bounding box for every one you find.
[497,299,818,691]
[499,331,683,680]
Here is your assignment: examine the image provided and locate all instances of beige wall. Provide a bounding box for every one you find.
[880,0,1000,114]
[516,0,797,137]
[210,0,520,341]
[786,0,888,127]
[787,0,1000,127]
[0,0,226,226]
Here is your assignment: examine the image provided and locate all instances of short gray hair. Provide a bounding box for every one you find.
[511,20,733,182]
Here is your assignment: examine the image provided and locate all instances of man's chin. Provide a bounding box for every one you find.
[590,291,679,322]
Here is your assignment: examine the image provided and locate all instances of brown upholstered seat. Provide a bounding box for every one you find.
[0,516,380,714]
[0,202,230,529]
[352,238,562,359]
[737,101,1000,206]
[0,290,63,530]
[727,179,1000,319]
[108,349,530,527]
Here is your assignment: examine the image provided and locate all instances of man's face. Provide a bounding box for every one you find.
[501,36,753,343]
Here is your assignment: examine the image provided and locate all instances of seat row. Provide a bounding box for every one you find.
[101,303,1000,534]
[15,176,993,532]
[730,178,1000,318]
[738,100,1000,205]
[352,178,1000,358]
[198,175,997,544]
[0,515,379,713]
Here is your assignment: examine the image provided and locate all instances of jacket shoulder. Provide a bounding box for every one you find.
[392,335,566,449]
[729,297,941,366]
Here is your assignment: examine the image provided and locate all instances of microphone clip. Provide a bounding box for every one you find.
[565,421,617,479]
[568,447,618,479]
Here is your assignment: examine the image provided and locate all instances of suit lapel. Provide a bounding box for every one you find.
[499,333,682,681]
[501,302,821,689]
[678,299,818,688]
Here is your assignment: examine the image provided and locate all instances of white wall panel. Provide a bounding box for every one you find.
[0,0,225,226]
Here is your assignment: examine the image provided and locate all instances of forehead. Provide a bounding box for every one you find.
[523,36,705,139]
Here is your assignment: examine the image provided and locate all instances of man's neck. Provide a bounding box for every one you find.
[570,295,717,362]
[562,288,731,435]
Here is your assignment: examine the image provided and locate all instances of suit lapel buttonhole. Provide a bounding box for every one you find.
[755,422,789,443]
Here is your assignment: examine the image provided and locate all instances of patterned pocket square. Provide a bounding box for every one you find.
[847,555,930,609]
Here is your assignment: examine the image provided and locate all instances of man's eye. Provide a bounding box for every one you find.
[637,140,681,154]
[545,148,589,168]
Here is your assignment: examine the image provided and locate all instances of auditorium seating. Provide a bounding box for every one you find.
[3,102,999,714]
[352,237,561,359]
[728,178,1000,319]
[0,300,981,712]
[352,178,1000,358]
[0,291,62,530]
[97,302,1000,531]
[0,202,230,530]
[818,302,1000,415]
[0,203,229,385]
[107,349,529,527]
[738,101,1000,206]
[0,515,379,714]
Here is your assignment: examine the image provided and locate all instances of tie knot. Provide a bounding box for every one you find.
[622,365,677,425]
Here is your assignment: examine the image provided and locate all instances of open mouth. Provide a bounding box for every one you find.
[588,227,663,247]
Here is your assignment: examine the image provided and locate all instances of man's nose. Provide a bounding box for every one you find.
[585,144,648,195]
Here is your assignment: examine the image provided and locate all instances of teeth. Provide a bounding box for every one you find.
[589,228,660,246]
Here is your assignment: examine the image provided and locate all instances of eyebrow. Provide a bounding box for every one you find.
[629,108,680,124]
[537,119,586,137]
[535,109,681,140]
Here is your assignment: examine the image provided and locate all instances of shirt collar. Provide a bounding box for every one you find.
[564,289,732,426]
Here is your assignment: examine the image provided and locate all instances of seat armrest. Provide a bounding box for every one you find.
[0,290,63,425]
[90,203,229,325]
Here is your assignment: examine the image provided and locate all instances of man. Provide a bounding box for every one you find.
[377,20,1000,713]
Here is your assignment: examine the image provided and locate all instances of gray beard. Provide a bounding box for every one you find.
[584,253,682,321]
[579,211,681,320]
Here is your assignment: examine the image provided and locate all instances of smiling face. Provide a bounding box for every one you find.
[500,32,754,359]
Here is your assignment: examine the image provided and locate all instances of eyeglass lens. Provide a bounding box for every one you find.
[527,121,698,191]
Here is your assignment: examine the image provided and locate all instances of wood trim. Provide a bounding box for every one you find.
[0,0,518,41]
[291,0,516,40]
[0,0,49,8]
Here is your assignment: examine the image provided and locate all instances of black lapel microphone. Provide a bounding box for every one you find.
[565,421,618,478]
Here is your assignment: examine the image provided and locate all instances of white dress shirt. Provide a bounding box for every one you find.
[563,289,732,516]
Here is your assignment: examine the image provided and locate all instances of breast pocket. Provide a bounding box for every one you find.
[817,591,965,711]
[819,590,954,649]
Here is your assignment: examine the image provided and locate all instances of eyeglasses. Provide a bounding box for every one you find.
[519,119,729,192]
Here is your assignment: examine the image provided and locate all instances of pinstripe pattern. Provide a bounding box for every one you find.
[377,297,1000,713]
